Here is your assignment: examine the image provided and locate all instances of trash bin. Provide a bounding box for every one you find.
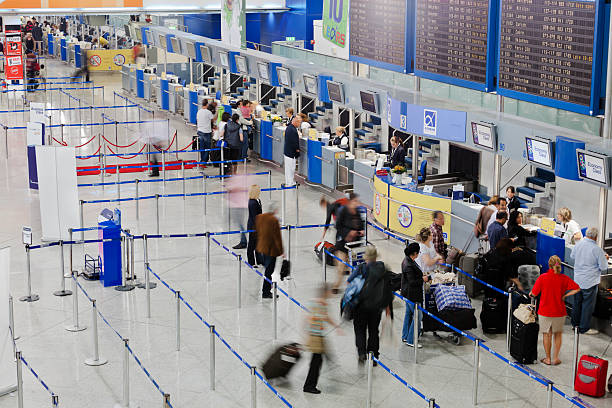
[98,208,122,287]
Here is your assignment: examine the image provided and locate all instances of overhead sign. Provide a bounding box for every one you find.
[322,0,348,48]
[86,50,133,71]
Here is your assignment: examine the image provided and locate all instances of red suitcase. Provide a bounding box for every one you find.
[575,355,608,397]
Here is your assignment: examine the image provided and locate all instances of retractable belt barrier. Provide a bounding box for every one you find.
[77,170,268,187]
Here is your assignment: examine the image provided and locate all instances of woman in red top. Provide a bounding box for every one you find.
[530,255,580,365]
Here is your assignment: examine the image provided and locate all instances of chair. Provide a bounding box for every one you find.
[418,160,427,183]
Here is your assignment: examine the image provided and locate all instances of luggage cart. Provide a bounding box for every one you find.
[82,254,101,280]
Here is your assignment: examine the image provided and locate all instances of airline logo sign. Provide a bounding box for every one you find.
[323,0,348,47]
[423,109,437,136]
[5,32,23,81]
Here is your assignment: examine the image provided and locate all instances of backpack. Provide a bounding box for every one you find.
[340,263,366,320]
[358,261,391,312]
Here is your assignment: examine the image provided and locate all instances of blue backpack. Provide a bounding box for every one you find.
[340,264,366,320]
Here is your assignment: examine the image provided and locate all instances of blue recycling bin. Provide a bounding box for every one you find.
[98,209,122,287]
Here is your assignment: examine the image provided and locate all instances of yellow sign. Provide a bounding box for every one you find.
[540,217,556,236]
[86,50,134,71]
[373,176,389,227]
[388,185,452,243]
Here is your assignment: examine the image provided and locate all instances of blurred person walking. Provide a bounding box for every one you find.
[255,204,285,299]
[227,168,251,249]
[247,184,263,266]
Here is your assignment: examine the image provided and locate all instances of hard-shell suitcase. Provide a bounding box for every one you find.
[262,343,301,380]
[575,355,608,397]
[458,253,483,298]
[509,316,538,364]
[517,265,540,293]
[480,296,507,334]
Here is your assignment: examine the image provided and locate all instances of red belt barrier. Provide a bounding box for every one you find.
[106,144,147,159]
[76,144,101,159]
[101,134,140,149]
[76,160,198,176]
[74,134,97,148]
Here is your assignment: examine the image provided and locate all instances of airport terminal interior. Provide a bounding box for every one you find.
[4,1,612,407]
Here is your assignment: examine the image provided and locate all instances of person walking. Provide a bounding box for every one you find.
[570,227,609,334]
[247,184,263,266]
[332,193,364,294]
[255,205,285,299]
[319,195,349,241]
[227,169,249,250]
[196,99,214,167]
[530,255,580,365]
[283,115,301,187]
[224,113,244,174]
[401,242,430,347]
[348,247,392,364]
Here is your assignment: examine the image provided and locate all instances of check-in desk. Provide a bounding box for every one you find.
[168,83,183,114]
[353,160,375,208]
[272,125,285,166]
[128,66,138,93]
[321,146,346,189]
[307,139,323,184]
[298,137,308,178]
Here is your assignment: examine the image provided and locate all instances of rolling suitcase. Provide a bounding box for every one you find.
[458,253,483,298]
[509,316,538,364]
[480,296,507,334]
[315,241,336,266]
[261,343,301,380]
[575,355,608,397]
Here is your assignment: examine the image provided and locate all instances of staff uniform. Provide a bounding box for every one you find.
[390,145,407,168]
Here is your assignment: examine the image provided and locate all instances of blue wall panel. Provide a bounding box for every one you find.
[246,14,261,49]
[184,14,221,40]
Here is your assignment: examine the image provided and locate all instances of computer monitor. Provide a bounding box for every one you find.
[326,80,344,104]
[170,37,180,54]
[470,121,497,151]
[360,90,379,114]
[219,51,229,68]
[257,61,270,82]
[276,67,291,87]
[199,45,212,63]
[158,34,166,50]
[185,42,196,59]
[303,74,318,95]
[576,149,610,187]
[525,136,554,169]
[234,55,248,74]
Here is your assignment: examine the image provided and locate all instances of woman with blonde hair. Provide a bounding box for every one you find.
[247,184,263,266]
[556,207,582,245]
[415,227,442,274]
[530,255,580,365]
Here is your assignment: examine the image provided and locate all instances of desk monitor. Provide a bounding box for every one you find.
[219,51,229,68]
[326,80,344,104]
[360,90,379,114]
[257,61,270,82]
[145,30,153,45]
[525,136,554,169]
[303,74,318,95]
[471,121,497,151]
[158,34,166,50]
[200,45,212,64]
[577,149,610,187]
[276,67,291,87]
[170,37,180,54]
[235,55,248,74]
[185,42,196,59]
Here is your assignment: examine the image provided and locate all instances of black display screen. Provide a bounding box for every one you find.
[349,0,407,68]
[415,0,490,84]
[499,0,598,107]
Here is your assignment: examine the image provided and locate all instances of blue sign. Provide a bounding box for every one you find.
[423,109,437,137]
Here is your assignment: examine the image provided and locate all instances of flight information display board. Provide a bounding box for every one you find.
[349,0,410,73]
[414,0,495,91]
[498,0,605,115]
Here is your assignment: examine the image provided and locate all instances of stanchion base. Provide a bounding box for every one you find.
[53,290,73,297]
[137,282,157,289]
[64,325,87,332]
[85,357,108,366]
[63,273,72,278]
[19,294,39,302]
[114,285,135,292]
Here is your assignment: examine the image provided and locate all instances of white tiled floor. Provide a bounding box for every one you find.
[1,59,612,407]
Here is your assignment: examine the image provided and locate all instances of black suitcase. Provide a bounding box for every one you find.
[510,316,539,364]
[458,253,483,298]
[593,289,612,319]
[480,296,507,334]
[261,343,301,380]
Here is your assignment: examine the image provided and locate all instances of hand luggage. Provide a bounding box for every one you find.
[261,343,301,380]
[517,265,540,293]
[280,260,291,281]
[509,315,538,364]
[458,253,483,298]
[593,289,612,319]
[314,241,336,266]
[575,355,608,397]
[480,296,507,334]
[434,285,472,312]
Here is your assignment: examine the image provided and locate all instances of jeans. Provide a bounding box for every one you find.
[229,207,247,245]
[241,126,251,159]
[304,353,323,390]
[353,310,381,358]
[571,285,598,333]
[197,131,212,163]
[402,302,422,343]
[262,254,277,296]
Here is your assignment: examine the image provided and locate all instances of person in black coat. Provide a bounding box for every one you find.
[507,210,536,248]
[506,186,521,212]
[247,185,263,266]
[389,136,407,168]
[401,243,430,346]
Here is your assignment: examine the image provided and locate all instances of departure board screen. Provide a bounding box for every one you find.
[415,0,490,86]
[349,0,407,70]
[499,0,599,108]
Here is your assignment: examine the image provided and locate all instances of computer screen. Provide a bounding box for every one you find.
[525,137,554,169]
[185,42,196,59]
[235,55,248,74]
[577,149,609,187]
[219,51,229,67]
[170,37,180,54]
[471,122,496,151]
[360,91,379,114]
[200,45,212,63]
[257,61,269,82]
[158,34,166,50]
[276,67,291,87]
[326,80,344,104]
[303,74,318,95]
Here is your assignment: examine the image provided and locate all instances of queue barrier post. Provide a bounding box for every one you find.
[65,272,86,332]
[69,228,74,278]
[85,299,108,366]
[287,225,292,262]
[366,352,373,408]
[123,338,130,408]
[79,200,85,241]
[52,395,59,407]
[428,399,435,408]
[181,161,186,199]
[203,175,208,214]
[145,262,151,318]
[116,165,121,201]
[9,295,16,355]
[176,291,181,352]
[220,147,225,178]
[237,255,242,308]
[4,126,8,160]
[209,325,216,391]
[53,240,72,296]
[163,393,171,408]
[268,170,272,200]
[98,147,104,188]
[295,184,299,226]
[16,351,23,408]
[571,327,579,390]
[506,291,512,352]
[206,232,211,282]
[472,338,480,406]
[115,234,135,292]
[250,366,257,408]
[273,282,278,340]
[162,150,166,187]
[413,304,419,363]
[281,184,286,226]
[546,382,553,408]
[20,245,39,303]
[322,252,327,282]
[155,194,160,235]
[129,234,135,283]
[135,179,140,220]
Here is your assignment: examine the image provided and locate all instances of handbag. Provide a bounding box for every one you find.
[280,260,291,281]
[192,135,199,150]
[513,303,536,324]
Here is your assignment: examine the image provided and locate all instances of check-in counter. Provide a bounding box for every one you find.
[272,125,285,166]
[307,139,323,184]
[168,83,184,114]
[128,67,138,94]
[321,146,345,189]
[449,200,482,253]
[298,137,308,178]
[353,160,375,208]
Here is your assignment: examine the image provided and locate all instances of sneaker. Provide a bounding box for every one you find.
[585,329,599,335]
[405,343,423,349]
[303,387,321,394]
[233,243,247,250]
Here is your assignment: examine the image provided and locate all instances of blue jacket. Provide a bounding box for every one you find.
[283,124,300,158]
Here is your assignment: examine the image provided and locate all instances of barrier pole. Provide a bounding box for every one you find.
[203,175,208,214]
[99,148,104,188]
[237,255,242,308]
[65,271,86,332]
[116,165,121,202]
[506,292,512,352]
[79,200,85,241]
[135,179,140,220]
[155,194,160,235]
[68,228,74,278]
[176,291,181,351]
[9,296,16,355]
[206,232,211,281]
[268,170,272,200]
[162,150,166,187]
[130,234,135,282]
[146,261,151,318]
[163,394,171,408]
[16,351,23,408]
[116,234,135,292]
[413,304,419,363]
[546,382,553,408]
[366,352,373,408]
[53,240,72,296]
[295,184,299,226]
[250,366,257,408]
[85,299,108,366]
[123,338,130,408]
[281,184,286,226]
[4,126,7,159]
[429,399,436,408]
[472,339,480,406]
[209,325,216,391]
[273,282,278,340]
[181,161,186,199]
[220,147,224,177]
[322,254,326,282]
[571,327,579,389]
[20,245,39,302]
[287,225,292,262]
[52,395,59,407]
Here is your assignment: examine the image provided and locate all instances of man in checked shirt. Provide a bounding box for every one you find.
[430,211,447,260]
